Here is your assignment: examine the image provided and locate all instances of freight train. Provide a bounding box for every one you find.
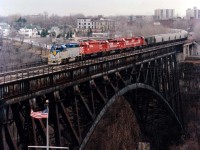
[48,30,188,65]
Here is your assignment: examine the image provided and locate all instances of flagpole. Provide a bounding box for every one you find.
[29,102,69,149]
[46,100,49,150]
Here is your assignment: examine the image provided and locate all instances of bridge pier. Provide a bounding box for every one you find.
[183,42,196,60]
[0,100,7,150]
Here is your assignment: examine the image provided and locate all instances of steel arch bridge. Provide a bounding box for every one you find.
[0,41,187,150]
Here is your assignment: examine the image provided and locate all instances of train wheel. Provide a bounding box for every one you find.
[75,56,80,61]
[61,59,65,64]
[80,55,85,61]
[102,51,106,56]
[63,58,68,64]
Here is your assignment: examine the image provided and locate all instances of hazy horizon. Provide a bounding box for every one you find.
[0,0,200,17]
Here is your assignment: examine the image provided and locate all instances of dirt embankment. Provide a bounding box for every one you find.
[169,101,200,150]
[85,96,142,150]
[170,62,200,150]
[0,39,47,71]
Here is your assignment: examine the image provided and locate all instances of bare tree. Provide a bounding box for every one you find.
[172,19,190,30]
[112,15,167,37]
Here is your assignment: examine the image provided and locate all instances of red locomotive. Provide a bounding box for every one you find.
[79,40,110,55]
[79,37,145,56]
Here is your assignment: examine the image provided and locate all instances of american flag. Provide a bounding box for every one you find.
[30,109,48,119]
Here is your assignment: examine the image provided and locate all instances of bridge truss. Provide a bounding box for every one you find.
[0,41,185,149]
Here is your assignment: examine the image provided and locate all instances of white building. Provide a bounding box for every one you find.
[18,27,39,37]
[186,7,200,19]
[77,17,115,33]
[77,18,92,29]
[154,9,175,20]
[0,23,10,37]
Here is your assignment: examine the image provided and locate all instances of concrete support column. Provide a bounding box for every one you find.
[183,43,196,60]
[190,44,194,55]
[183,44,189,60]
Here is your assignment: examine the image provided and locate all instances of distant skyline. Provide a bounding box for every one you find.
[0,0,200,17]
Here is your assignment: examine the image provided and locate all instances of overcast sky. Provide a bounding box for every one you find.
[0,0,200,17]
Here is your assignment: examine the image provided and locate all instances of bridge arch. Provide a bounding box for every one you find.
[80,83,183,150]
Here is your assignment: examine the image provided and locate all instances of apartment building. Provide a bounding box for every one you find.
[186,7,200,19]
[154,9,175,20]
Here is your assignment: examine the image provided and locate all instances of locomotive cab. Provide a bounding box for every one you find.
[48,43,81,65]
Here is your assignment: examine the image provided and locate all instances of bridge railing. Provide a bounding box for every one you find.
[0,59,48,73]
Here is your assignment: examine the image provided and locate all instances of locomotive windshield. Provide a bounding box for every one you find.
[65,43,79,48]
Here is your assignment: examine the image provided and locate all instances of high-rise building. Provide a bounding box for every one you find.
[186,7,200,19]
[154,9,174,20]
[186,8,194,19]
